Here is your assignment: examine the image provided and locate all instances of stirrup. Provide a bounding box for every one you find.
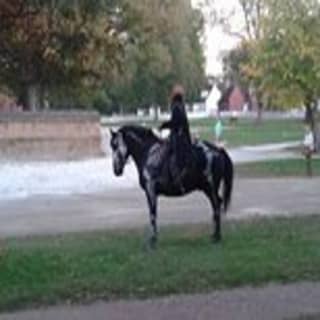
[175,175,186,193]
[175,180,185,193]
[179,183,185,193]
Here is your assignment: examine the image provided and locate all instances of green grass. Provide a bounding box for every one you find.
[194,118,305,147]
[236,158,320,177]
[1,215,320,312]
[104,117,305,147]
[289,315,320,320]
[104,118,304,147]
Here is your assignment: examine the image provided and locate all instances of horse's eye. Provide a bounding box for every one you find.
[111,138,117,149]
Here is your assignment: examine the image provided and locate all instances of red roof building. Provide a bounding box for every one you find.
[218,85,252,112]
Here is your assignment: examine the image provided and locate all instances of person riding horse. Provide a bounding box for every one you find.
[159,85,193,191]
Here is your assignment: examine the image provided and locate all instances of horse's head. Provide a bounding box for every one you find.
[110,129,129,176]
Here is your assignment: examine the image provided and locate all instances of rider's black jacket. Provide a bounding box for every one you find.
[159,94,192,171]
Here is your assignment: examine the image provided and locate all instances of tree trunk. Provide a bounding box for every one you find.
[305,102,319,152]
[41,87,50,110]
[249,85,263,124]
[25,84,42,111]
[153,104,159,123]
[256,101,263,124]
[18,88,29,111]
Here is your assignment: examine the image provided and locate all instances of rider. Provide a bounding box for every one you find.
[159,84,192,191]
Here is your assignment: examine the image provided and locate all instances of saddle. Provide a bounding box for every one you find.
[146,138,199,184]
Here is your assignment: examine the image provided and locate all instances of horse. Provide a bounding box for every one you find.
[110,125,233,248]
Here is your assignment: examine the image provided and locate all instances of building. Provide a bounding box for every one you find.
[205,85,221,115]
[218,85,250,112]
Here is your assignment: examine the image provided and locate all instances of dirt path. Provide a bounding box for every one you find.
[0,178,319,238]
[1,282,320,320]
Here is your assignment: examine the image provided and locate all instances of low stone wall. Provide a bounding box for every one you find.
[0,111,103,161]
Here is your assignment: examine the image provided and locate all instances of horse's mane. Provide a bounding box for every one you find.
[120,125,224,154]
[120,125,161,144]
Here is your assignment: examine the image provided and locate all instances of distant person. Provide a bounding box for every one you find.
[303,126,315,152]
[159,85,192,191]
[214,117,223,144]
[303,125,315,177]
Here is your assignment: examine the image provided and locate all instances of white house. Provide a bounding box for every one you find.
[205,85,221,116]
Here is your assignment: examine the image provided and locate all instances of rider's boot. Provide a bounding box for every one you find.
[173,168,186,193]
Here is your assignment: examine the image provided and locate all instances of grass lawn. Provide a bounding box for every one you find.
[104,117,305,147]
[194,118,305,147]
[291,315,320,320]
[1,215,320,312]
[236,158,320,177]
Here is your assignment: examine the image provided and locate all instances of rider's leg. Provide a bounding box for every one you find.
[172,136,187,192]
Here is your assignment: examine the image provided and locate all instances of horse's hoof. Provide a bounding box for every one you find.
[144,236,157,252]
[150,237,158,249]
[211,234,221,244]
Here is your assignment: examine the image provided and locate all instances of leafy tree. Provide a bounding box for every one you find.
[104,0,206,114]
[242,0,320,148]
[203,0,268,120]
[0,0,126,110]
[0,0,205,113]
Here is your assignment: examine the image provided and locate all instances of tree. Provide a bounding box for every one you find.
[0,0,206,113]
[201,0,266,40]
[0,0,126,110]
[203,0,269,121]
[241,0,320,149]
[100,0,206,114]
[219,43,252,93]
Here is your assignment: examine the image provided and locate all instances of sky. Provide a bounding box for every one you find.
[192,0,243,76]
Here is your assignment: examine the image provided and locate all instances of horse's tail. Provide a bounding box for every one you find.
[221,148,233,213]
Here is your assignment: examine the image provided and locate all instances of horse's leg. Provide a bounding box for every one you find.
[205,186,222,243]
[145,183,158,249]
[212,198,222,243]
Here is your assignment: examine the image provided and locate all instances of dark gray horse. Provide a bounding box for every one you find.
[110,125,233,248]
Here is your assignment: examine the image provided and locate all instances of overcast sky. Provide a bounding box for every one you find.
[192,0,243,75]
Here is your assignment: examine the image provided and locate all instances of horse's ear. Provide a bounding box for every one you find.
[110,128,116,137]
